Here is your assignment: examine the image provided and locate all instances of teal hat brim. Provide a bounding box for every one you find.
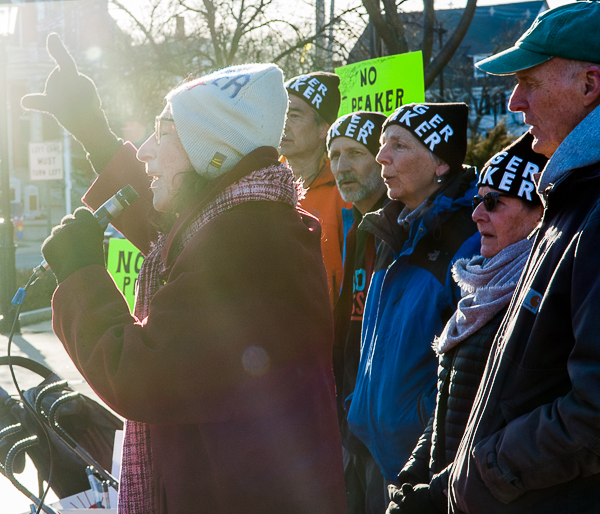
[475,45,553,76]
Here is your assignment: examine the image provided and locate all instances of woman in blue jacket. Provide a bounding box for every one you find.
[389,133,547,513]
[346,103,480,498]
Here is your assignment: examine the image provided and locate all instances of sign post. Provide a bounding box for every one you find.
[335,51,425,117]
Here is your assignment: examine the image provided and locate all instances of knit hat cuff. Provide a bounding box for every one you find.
[382,103,469,170]
[327,111,387,156]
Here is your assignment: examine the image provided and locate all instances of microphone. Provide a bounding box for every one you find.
[33,185,140,278]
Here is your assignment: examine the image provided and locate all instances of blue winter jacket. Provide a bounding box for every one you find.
[346,167,480,480]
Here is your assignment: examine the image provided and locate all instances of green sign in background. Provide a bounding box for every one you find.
[106,238,144,312]
[335,51,425,117]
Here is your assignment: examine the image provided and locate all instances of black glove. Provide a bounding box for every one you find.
[21,33,122,172]
[41,208,105,284]
[390,483,441,514]
[386,483,404,514]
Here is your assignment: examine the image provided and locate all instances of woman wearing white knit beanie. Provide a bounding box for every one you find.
[27,33,346,514]
[166,63,288,179]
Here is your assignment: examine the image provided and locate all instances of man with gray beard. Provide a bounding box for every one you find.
[328,111,388,514]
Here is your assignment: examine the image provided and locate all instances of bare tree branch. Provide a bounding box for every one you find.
[178,0,206,14]
[271,6,352,66]
[360,0,478,89]
[362,0,403,55]
[200,0,225,67]
[110,0,160,48]
[273,34,319,63]
[421,0,435,65]
[382,0,409,53]
[226,0,246,64]
[424,0,477,88]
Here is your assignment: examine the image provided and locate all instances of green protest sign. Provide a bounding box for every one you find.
[106,238,144,311]
[335,51,425,117]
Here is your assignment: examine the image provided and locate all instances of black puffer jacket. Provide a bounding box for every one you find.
[450,110,600,513]
[399,308,506,510]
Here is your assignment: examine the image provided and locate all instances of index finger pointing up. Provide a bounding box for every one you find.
[46,32,78,76]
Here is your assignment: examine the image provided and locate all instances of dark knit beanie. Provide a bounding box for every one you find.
[382,103,469,171]
[326,111,387,157]
[285,72,341,125]
[477,132,547,205]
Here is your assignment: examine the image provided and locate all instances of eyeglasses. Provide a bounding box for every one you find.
[472,192,511,212]
[155,116,175,145]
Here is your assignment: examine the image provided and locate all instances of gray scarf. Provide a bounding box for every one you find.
[435,238,532,354]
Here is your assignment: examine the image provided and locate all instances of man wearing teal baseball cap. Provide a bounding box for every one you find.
[447,3,600,513]
[475,0,600,158]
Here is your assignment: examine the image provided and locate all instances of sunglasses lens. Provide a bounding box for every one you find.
[473,193,499,212]
[484,193,498,211]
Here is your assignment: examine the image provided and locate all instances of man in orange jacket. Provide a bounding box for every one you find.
[280,72,351,305]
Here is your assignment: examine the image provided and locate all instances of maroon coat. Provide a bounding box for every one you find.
[51,144,346,513]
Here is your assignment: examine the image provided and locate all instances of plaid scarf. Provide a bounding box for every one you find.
[118,163,298,513]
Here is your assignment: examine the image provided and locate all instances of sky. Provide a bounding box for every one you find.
[108,0,576,27]
[106,0,577,64]
[106,0,577,60]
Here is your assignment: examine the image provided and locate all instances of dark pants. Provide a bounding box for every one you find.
[343,447,387,514]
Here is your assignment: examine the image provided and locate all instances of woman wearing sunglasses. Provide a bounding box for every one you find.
[387,132,547,514]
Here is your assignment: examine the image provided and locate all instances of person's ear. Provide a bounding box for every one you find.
[318,122,330,142]
[582,65,600,107]
[435,162,450,179]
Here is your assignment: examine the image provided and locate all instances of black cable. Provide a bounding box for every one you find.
[6,273,55,514]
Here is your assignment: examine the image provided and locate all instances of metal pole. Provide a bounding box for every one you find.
[315,0,325,68]
[46,182,52,235]
[63,128,72,215]
[328,0,335,70]
[0,37,18,334]
[327,0,335,71]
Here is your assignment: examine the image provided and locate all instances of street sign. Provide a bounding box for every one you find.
[106,237,144,311]
[335,51,425,117]
[29,140,63,181]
